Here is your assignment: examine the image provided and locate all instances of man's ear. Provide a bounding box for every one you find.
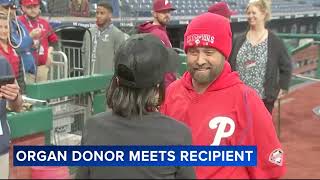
[151,11,156,18]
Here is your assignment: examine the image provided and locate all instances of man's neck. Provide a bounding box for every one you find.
[26,15,38,21]
[152,20,160,26]
[98,22,111,31]
[152,19,164,27]
[192,79,210,94]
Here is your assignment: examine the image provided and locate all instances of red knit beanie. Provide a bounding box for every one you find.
[184,13,232,59]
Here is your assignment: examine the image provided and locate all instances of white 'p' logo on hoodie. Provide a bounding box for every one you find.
[209,116,235,146]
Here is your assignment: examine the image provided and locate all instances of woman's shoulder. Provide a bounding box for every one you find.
[234,32,247,41]
[86,111,113,128]
[267,30,287,49]
[232,32,248,49]
[154,113,191,136]
[267,30,283,42]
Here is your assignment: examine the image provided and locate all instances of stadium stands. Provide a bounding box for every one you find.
[116,0,320,17]
[41,0,320,18]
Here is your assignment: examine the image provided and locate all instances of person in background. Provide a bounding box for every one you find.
[161,12,286,179]
[19,0,59,83]
[70,0,89,17]
[0,0,35,91]
[208,1,237,20]
[229,0,292,114]
[82,1,127,75]
[0,12,26,92]
[76,33,193,179]
[137,0,177,88]
[0,57,23,179]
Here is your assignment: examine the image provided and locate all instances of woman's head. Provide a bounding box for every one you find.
[106,33,179,118]
[0,0,19,22]
[106,75,165,118]
[0,13,9,42]
[246,0,271,26]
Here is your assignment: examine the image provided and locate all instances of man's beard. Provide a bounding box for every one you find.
[157,17,169,26]
[188,62,224,85]
[27,13,39,19]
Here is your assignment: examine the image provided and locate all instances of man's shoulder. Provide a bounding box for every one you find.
[85,26,96,33]
[111,25,125,34]
[166,78,184,93]
[83,26,98,36]
[38,17,51,25]
[235,83,263,102]
[148,27,166,35]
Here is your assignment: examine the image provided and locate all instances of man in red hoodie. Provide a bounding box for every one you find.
[19,0,59,82]
[160,13,286,179]
[138,0,176,88]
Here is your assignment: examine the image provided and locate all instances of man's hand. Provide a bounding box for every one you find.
[277,89,288,99]
[29,28,42,39]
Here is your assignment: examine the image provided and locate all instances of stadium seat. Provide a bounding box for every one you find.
[115,0,320,18]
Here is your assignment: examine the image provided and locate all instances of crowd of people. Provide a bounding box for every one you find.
[0,0,293,179]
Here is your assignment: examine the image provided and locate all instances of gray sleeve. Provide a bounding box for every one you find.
[175,128,196,179]
[113,29,127,54]
[81,30,91,75]
[75,167,90,179]
[75,118,90,179]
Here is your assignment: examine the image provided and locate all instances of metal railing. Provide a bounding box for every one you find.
[46,50,88,146]
[50,51,69,80]
[61,40,85,78]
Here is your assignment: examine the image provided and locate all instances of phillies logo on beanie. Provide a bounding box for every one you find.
[186,34,215,46]
[184,13,232,59]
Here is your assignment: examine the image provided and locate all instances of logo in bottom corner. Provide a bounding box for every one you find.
[269,148,284,166]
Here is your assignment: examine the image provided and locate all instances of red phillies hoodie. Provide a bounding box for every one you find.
[161,62,286,179]
[138,21,176,88]
[138,21,172,48]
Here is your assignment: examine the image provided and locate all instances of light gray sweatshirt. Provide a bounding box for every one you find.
[82,23,127,75]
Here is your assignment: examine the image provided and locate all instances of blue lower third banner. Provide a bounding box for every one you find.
[14,146,257,167]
